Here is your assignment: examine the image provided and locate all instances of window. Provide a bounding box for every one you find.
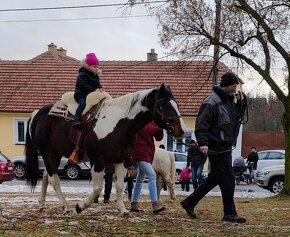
[267,152,285,160]
[164,129,193,153]
[174,153,187,162]
[13,118,29,144]
[258,151,285,160]
[258,152,268,160]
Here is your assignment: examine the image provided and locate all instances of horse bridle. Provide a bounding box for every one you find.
[153,98,181,136]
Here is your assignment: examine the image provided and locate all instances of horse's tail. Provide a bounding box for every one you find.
[169,151,176,190]
[25,114,40,191]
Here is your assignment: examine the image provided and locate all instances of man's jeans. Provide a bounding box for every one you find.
[191,164,204,190]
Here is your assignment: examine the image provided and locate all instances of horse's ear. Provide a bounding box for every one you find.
[159,83,166,97]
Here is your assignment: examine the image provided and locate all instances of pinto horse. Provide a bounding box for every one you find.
[25,84,186,215]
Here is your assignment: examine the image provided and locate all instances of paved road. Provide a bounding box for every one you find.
[5,178,270,194]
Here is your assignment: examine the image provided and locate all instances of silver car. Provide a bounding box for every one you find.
[256,165,284,193]
[10,155,91,180]
[174,152,188,175]
[256,150,285,173]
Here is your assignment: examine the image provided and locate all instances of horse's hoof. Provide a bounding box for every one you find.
[76,204,82,214]
[63,209,72,215]
[121,210,130,217]
[63,210,74,215]
[39,207,45,212]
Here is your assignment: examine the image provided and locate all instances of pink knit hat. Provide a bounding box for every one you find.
[85,53,99,66]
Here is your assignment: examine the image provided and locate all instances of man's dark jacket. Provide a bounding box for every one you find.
[195,86,240,153]
[187,145,206,167]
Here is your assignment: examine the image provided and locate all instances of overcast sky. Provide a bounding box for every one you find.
[1,0,286,96]
[0,0,166,61]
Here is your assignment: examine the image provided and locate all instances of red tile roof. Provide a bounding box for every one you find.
[0,48,230,116]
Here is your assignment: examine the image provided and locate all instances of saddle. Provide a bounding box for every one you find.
[48,90,112,165]
[48,90,112,120]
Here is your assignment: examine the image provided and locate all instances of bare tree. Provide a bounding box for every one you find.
[128,0,290,194]
[245,97,284,132]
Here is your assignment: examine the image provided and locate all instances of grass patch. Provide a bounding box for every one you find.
[0,193,289,236]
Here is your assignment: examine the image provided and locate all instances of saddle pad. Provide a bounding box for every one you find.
[48,101,74,120]
[61,90,112,116]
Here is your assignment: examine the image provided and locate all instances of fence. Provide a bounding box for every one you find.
[242,131,285,157]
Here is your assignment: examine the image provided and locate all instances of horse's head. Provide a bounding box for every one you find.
[150,84,187,140]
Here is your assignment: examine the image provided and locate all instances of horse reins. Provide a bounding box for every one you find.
[171,137,234,154]
[154,97,181,136]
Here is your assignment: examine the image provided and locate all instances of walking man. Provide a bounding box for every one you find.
[180,72,247,223]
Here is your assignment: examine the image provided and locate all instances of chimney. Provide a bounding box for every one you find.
[47,42,57,53]
[147,49,158,61]
[57,47,67,56]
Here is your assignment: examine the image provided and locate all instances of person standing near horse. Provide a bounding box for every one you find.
[130,121,166,214]
[187,139,207,191]
[73,52,102,128]
[180,72,247,223]
[94,163,115,203]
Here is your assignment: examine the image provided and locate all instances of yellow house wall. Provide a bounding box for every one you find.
[0,112,30,158]
[1,112,201,167]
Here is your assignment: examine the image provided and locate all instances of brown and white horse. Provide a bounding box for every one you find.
[25,84,186,215]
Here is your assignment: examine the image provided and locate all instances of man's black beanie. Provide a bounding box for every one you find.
[220,72,239,87]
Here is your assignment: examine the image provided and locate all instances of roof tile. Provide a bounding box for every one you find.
[0,50,229,115]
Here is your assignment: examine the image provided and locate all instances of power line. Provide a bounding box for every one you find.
[0,14,154,23]
[0,1,167,12]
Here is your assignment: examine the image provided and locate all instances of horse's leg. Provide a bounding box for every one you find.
[114,163,129,215]
[127,177,134,201]
[38,169,49,211]
[75,167,104,213]
[156,173,163,200]
[162,174,176,201]
[48,173,69,214]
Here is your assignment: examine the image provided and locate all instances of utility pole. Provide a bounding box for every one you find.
[213,0,222,87]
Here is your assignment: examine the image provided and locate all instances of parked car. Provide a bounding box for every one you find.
[0,151,15,183]
[10,155,91,180]
[174,152,188,176]
[256,165,284,193]
[256,150,285,172]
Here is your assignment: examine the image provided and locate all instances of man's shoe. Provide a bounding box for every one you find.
[223,214,246,223]
[180,200,197,219]
[93,197,99,203]
[103,199,109,203]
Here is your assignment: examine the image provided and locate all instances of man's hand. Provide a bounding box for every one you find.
[199,146,208,155]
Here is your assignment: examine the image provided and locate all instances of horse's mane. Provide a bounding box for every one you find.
[105,88,155,115]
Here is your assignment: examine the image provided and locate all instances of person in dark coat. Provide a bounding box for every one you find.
[94,163,115,203]
[130,121,165,214]
[73,52,102,128]
[180,72,247,223]
[246,147,259,182]
[187,140,207,190]
[247,147,259,170]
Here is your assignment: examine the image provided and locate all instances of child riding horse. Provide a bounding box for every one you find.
[25,84,186,215]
